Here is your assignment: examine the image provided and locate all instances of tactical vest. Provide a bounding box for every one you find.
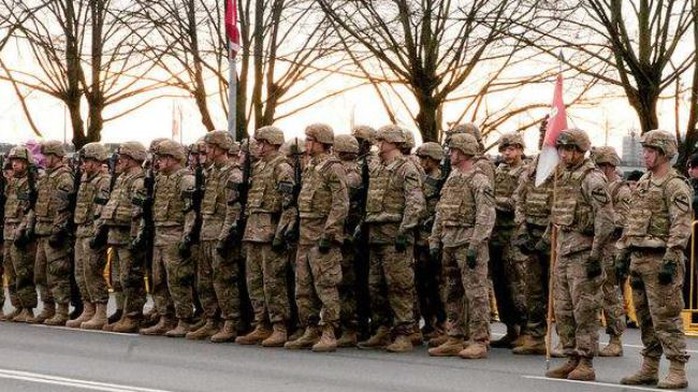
[201,162,236,217]
[298,155,341,219]
[366,157,409,222]
[153,168,189,226]
[102,170,144,226]
[74,172,109,226]
[34,165,73,222]
[523,174,551,226]
[625,170,684,244]
[246,153,287,215]
[551,161,595,234]
[4,176,29,223]
[436,169,477,227]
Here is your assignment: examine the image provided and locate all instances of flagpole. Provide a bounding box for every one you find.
[228,51,237,140]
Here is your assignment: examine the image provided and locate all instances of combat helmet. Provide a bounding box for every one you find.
[640,129,677,159]
[41,140,66,157]
[334,135,359,154]
[118,141,147,162]
[498,133,525,151]
[305,123,334,145]
[556,128,591,152]
[415,142,444,161]
[149,138,169,153]
[375,125,406,144]
[156,140,186,162]
[280,137,305,157]
[229,142,241,156]
[7,146,33,162]
[352,125,376,142]
[449,123,482,142]
[402,129,416,150]
[592,146,621,167]
[204,130,234,150]
[80,142,109,162]
[449,133,479,156]
[254,126,285,146]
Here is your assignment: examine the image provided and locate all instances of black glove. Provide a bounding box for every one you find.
[421,216,434,232]
[318,236,331,254]
[466,247,477,269]
[534,238,550,254]
[394,234,407,252]
[586,253,602,279]
[48,229,67,248]
[129,232,145,252]
[429,246,441,264]
[90,225,109,250]
[658,260,677,285]
[284,225,299,244]
[513,233,535,255]
[13,229,29,248]
[271,236,286,253]
[178,236,192,259]
[614,250,630,284]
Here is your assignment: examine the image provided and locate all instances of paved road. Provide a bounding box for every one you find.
[1,314,697,392]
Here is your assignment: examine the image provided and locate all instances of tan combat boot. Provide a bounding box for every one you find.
[458,342,488,359]
[312,325,337,352]
[357,326,391,350]
[620,356,659,385]
[336,328,358,348]
[66,303,95,328]
[139,316,176,336]
[567,357,595,381]
[545,357,579,379]
[112,315,141,333]
[511,335,546,355]
[428,337,464,357]
[44,303,69,326]
[28,302,55,324]
[1,308,20,322]
[165,319,192,338]
[210,320,237,343]
[428,333,448,348]
[186,319,219,340]
[284,326,321,350]
[386,334,413,353]
[657,361,688,389]
[12,308,34,323]
[81,303,107,330]
[490,327,519,349]
[262,323,287,347]
[598,335,623,357]
[408,325,423,346]
[107,308,123,325]
[235,323,272,345]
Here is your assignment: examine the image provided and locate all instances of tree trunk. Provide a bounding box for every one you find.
[251,0,264,130]
[68,100,86,148]
[415,89,440,142]
[627,84,660,134]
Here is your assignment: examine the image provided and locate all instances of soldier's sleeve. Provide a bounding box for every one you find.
[583,171,614,257]
[179,173,197,238]
[399,163,426,235]
[274,162,297,237]
[613,183,631,231]
[130,177,146,237]
[93,175,111,228]
[220,167,243,241]
[52,171,75,233]
[322,162,349,241]
[665,178,693,252]
[470,172,496,249]
[513,169,529,227]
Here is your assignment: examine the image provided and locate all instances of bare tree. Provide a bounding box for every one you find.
[678,0,698,166]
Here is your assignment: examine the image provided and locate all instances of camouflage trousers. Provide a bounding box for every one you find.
[601,243,625,337]
[108,248,124,310]
[1,243,19,309]
[201,240,240,322]
[521,246,550,339]
[339,242,357,329]
[489,227,527,331]
[74,237,109,304]
[195,241,219,320]
[5,240,37,309]
[245,242,290,326]
[151,244,180,319]
[368,243,416,334]
[35,236,71,305]
[630,249,689,363]
[112,245,146,316]
[554,249,603,358]
[443,243,490,344]
[295,243,342,327]
[414,244,445,333]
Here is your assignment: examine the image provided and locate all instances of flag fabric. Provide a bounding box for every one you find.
[171,101,182,143]
[225,0,241,59]
[535,74,568,186]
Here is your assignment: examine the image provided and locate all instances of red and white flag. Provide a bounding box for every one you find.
[535,74,568,186]
[225,0,241,59]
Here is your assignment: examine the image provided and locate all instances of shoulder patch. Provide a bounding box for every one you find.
[591,187,609,204]
[674,193,690,213]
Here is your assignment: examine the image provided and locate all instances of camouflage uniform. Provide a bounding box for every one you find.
[363,126,425,341]
[619,130,690,389]
[546,130,614,381]
[33,143,75,322]
[4,148,37,315]
[100,144,147,324]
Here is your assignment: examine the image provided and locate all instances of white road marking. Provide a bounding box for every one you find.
[0,369,175,392]
[522,375,664,391]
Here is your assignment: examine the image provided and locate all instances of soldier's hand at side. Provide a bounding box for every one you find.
[534,238,550,254]
[48,230,66,248]
[318,236,331,254]
[586,253,602,279]
[178,242,192,259]
[394,234,407,252]
[466,247,477,269]
[271,236,286,253]
[13,229,28,248]
[429,246,440,264]
[658,260,677,285]
[614,250,630,283]
[215,239,227,256]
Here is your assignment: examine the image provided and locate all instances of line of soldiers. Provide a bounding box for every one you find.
[0,124,691,389]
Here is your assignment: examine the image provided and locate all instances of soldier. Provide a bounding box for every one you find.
[187,131,243,342]
[31,141,75,326]
[448,123,495,182]
[490,133,528,348]
[427,133,495,359]
[333,134,362,347]
[139,140,198,337]
[3,146,38,322]
[544,129,614,382]
[235,126,296,347]
[285,124,348,352]
[357,124,425,353]
[100,142,148,333]
[414,142,446,340]
[510,156,553,355]
[186,139,207,328]
[592,146,629,357]
[618,130,691,389]
[65,143,111,330]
